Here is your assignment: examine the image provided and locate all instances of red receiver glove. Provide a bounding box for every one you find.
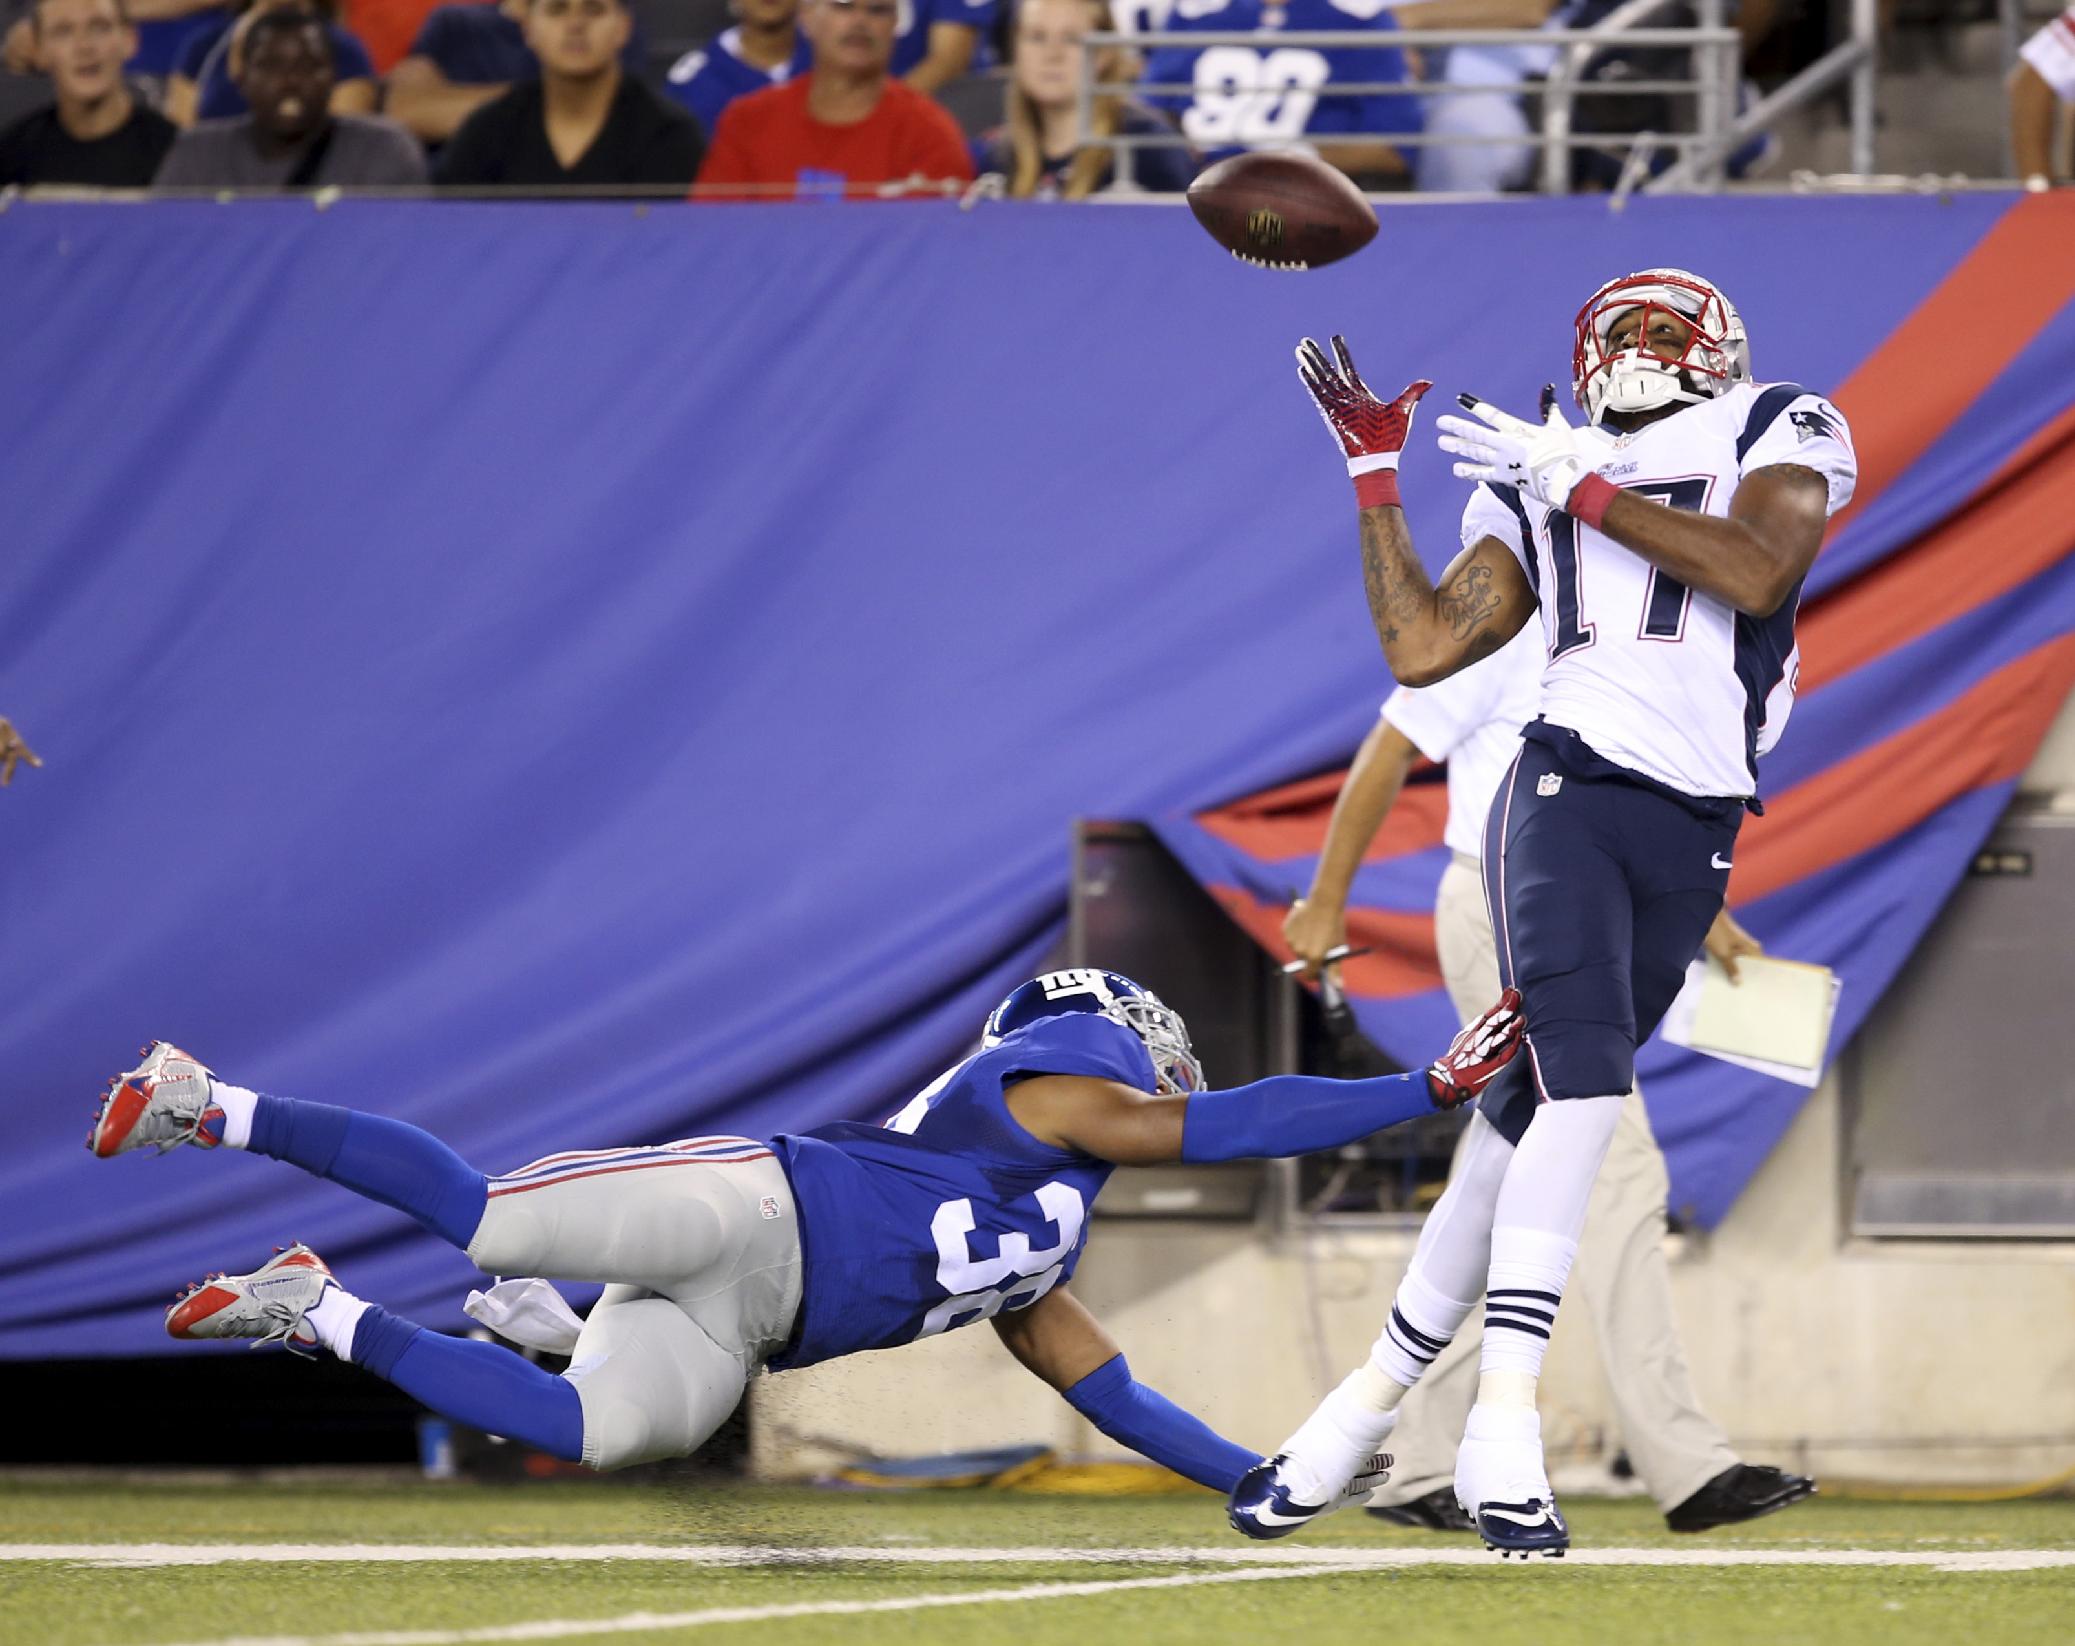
[1295,334,1433,511]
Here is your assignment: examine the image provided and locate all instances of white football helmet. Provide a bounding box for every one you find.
[1571,268,1751,425]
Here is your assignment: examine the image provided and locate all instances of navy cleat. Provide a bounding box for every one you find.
[1469,1494,1570,1559]
[1227,1450,1391,1541]
[1455,1403,1570,1559]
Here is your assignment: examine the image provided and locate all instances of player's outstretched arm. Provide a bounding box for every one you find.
[992,1285,1262,1491]
[1002,990,1521,1167]
[1296,336,1537,686]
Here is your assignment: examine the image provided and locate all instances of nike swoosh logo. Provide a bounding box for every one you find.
[1244,1501,1320,1527]
[1480,1504,1555,1528]
[1711,853,1733,869]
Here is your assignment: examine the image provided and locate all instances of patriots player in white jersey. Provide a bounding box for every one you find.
[1229,270,1856,1556]
[89,970,1518,1513]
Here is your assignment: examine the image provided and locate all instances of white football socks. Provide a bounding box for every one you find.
[1477,1094,1623,1393]
[305,1285,370,1361]
[1276,1369,1402,1504]
[210,1082,259,1150]
[1373,1110,1515,1386]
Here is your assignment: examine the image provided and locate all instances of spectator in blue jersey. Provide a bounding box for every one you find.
[1137,0,1420,185]
[894,0,995,94]
[662,0,807,142]
[974,0,1193,195]
[94,973,1520,1507]
[163,0,373,125]
[386,0,644,149]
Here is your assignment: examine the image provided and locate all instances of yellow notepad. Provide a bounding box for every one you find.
[1682,953,1840,1074]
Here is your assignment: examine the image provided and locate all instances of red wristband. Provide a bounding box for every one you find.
[1566,472,1617,530]
[1354,468,1402,510]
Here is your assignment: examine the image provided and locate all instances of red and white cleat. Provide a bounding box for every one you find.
[88,1043,225,1158]
[1425,988,1525,1109]
[166,1244,335,1357]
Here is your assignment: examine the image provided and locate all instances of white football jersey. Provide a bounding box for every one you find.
[1382,622,1543,859]
[1461,381,1857,800]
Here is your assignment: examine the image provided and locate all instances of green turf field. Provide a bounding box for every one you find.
[5,1479,2072,1646]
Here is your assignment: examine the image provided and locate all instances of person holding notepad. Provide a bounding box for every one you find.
[1282,621,1815,1536]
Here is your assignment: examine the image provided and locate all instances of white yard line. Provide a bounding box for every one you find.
[4,1542,2074,1573]
[124,1564,1359,1646]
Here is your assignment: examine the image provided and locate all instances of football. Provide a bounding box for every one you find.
[1186,151,1380,271]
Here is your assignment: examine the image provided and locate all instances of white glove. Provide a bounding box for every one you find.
[1435,391,1594,511]
[464,1276,585,1355]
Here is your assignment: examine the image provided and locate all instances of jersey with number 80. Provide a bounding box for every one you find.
[1138,0,1419,153]
[1462,381,1857,800]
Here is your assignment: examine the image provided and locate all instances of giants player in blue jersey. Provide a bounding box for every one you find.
[89,970,1519,1504]
[1229,271,1857,1555]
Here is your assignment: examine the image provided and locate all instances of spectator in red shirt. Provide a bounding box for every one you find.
[695,0,972,201]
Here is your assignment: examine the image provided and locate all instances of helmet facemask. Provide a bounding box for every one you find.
[1572,269,1750,425]
[1105,991,1204,1097]
[983,968,1205,1096]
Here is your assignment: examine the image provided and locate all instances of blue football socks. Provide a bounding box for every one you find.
[350,1306,585,1462]
[248,1097,489,1250]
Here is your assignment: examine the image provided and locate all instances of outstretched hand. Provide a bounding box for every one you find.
[0,718,41,787]
[1435,385,1594,510]
[1295,334,1433,469]
[1426,987,1524,1109]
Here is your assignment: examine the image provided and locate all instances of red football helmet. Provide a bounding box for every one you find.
[1571,268,1751,424]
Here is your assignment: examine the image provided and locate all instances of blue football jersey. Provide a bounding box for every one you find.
[767,1013,1153,1370]
[1138,0,1420,151]
[891,0,1002,78]
[664,27,813,139]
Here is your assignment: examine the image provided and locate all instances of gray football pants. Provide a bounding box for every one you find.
[466,1148,803,1472]
[1376,860,1737,1513]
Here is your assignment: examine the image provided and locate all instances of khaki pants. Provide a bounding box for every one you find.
[1377,860,1737,1513]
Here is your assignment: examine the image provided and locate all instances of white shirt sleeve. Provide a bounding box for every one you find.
[1739,387,1858,517]
[2021,9,2075,101]
[1381,660,1498,764]
[1460,481,1533,581]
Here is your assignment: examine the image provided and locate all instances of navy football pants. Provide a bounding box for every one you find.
[1477,734,1741,1144]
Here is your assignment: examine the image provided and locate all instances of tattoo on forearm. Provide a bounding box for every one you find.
[1359,506,1434,653]
[1438,562,1500,640]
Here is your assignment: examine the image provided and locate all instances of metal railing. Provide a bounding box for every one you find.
[1076,0,1882,195]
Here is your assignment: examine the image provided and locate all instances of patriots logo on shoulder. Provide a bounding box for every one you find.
[1789,405,1842,444]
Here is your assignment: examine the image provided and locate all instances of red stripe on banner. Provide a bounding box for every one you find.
[1800,402,2075,692]
[1732,635,2075,904]
[1208,884,1443,999]
[1197,781,1448,866]
[1827,192,2075,533]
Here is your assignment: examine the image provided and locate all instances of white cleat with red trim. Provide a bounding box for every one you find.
[166,1244,335,1357]
[88,1042,225,1158]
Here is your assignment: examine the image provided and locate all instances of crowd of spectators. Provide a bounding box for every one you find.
[0,0,2061,198]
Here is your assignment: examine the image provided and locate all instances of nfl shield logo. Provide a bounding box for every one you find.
[759,1196,781,1220]
[1537,773,1563,797]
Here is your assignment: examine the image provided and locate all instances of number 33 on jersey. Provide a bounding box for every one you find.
[1466,382,1857,801]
